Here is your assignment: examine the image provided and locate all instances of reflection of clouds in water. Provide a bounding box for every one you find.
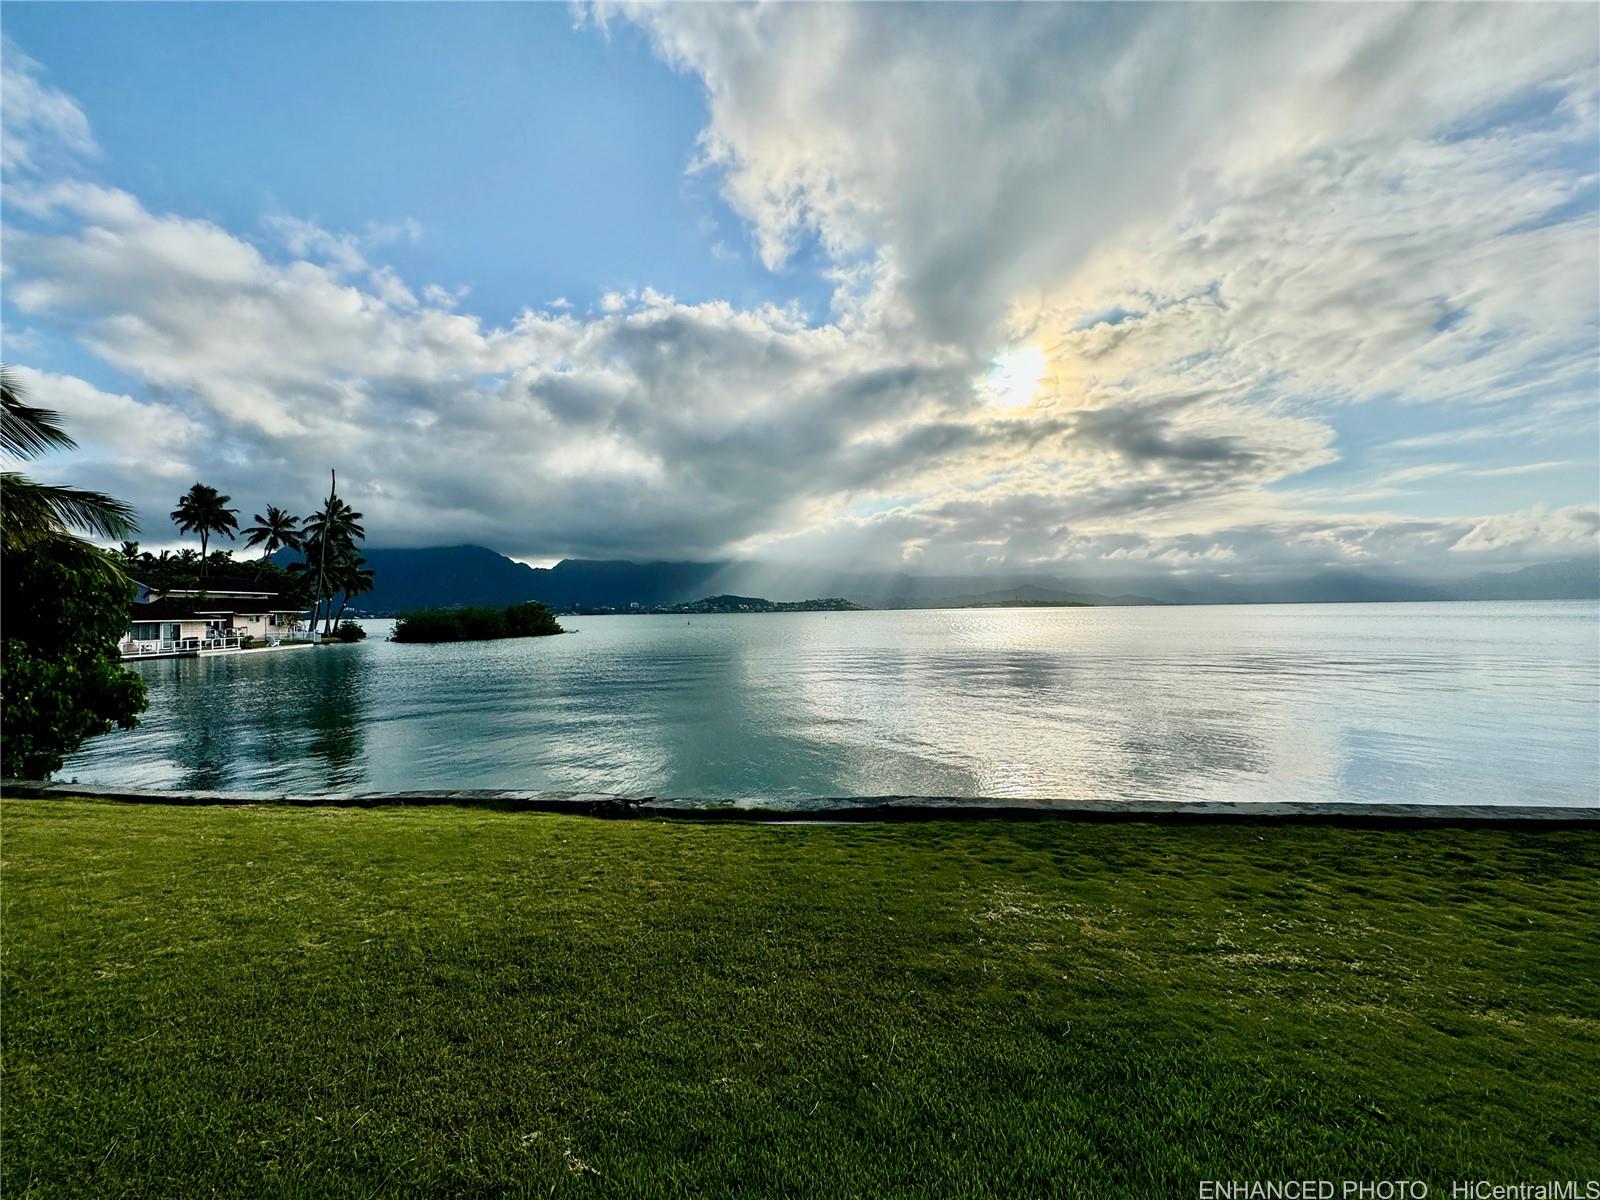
[790,642,1275,801]
[62,604,1600,807]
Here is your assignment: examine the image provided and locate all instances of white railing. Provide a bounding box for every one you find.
[120,633,249,657]
[120,629,319,657]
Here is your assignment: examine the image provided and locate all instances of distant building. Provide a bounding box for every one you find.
[122,576,305,659]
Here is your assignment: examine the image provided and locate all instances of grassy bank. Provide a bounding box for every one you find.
[2,801,1596,1197]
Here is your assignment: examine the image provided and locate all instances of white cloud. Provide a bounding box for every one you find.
[7,365,202,486]
[607,2,1598,349]
[1,39,98,174]
[1470,461,1576,479]
[2,9,1596,582]
[264,214,370,274]
[1451,504,1600,555]
[5,184,1013,557]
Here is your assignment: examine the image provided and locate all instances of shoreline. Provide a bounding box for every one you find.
[4,780,1594,826]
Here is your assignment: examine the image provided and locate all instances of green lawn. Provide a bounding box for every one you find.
[2,800,1596,1198]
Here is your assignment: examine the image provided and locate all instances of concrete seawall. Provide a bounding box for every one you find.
[3,780,1595,827]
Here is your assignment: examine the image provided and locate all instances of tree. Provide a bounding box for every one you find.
[2,545,149,779]
[330,561,375,629]
[241,505,303,560]
[170,483,239,575]
[1,365,148,776]
[118,541,141,569]
[304,495,366,549]
[303,473,366,633]
[1,365,137,558]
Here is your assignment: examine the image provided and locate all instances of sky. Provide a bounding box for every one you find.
[2,2,1597,584]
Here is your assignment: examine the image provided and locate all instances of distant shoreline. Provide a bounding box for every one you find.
[343,595,1599,619]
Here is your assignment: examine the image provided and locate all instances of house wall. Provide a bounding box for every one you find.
[233,613,269,640]
[123,611,304,653]
[228,612,303,641]
[122,619,215,653]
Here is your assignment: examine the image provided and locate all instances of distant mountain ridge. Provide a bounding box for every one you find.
[288,547,727,613]
[930,583,1159,608]
[326,545,1600,614]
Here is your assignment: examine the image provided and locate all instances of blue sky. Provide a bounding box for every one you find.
[2,3,1596,580]
[3,3,829,323]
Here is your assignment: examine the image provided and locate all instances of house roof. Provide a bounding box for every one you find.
[141,574,283,597]
[130,597,300,621]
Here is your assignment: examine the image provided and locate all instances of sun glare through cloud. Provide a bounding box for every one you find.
[985,344,1048,409]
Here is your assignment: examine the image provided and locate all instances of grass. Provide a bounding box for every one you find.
[2,800,1596,1198]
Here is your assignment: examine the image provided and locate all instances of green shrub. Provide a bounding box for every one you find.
[391,602,563,644]
[1,545,148,778]
[504,601,562,637]
[330,621,367,643]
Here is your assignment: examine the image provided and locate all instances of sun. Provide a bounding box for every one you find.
[986,344,1048,409]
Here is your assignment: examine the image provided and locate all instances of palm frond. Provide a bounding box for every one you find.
[2,472,140,548]
[1,365,77,458]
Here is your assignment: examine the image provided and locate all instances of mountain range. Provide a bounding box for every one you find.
[329,545,1600,614]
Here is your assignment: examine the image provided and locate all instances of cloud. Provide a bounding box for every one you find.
[760,496,1600,583]
[606,1,1598,438]
[1470,461,1576,479]
[4,366,205,536]
[3,182,1338,566]
[0,39,98,174]
[264,214,371,274]
[4,184,1013,557]
[2,10,1596,582]
[263,213,422,277]
[606,2,1598,350]
[1450,504,1600,555]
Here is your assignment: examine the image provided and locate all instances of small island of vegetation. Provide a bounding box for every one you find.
[391,601,564,643]
[554,594,867,615]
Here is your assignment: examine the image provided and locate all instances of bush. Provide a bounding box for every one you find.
[504,602,563,637]
[1,545,149,779]
[331,621,366,643]
[391,602,563,644]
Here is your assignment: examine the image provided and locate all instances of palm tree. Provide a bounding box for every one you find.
[170,483,239,576]
[1,364,138,558]
[304,473,366,632]
[303,495,366,548]
[118,541,141,569]
[242,505,302,560]
[147,549,175,595]
[330,560,375,630]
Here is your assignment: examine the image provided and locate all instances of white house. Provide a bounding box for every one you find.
[123,576,306,658]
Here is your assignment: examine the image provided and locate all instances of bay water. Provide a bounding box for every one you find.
[62,602,1600,807]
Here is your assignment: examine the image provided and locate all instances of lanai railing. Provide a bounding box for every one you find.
[119,629,320,658]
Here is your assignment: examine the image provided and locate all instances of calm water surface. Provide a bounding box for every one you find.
[64,602,1600,806]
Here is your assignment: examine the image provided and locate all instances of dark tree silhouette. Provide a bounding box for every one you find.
[170,483,239,576]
